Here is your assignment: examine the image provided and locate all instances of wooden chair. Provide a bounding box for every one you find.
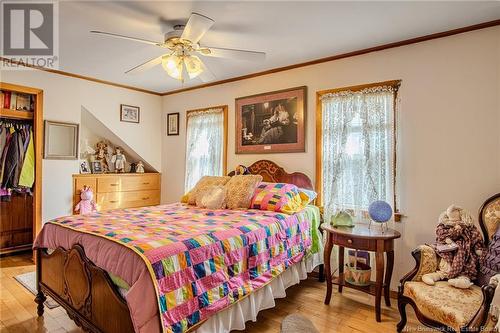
[397,193,500,333]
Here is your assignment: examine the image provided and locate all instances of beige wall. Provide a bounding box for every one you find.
[162,26,500,286]
[1,70,162,221]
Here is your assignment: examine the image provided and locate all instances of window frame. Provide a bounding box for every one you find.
[315,80,401,220]
[185,105,229,181]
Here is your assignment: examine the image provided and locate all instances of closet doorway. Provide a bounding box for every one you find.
[0,82,43,255]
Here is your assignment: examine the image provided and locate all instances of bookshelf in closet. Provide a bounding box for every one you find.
[0,82,43,255]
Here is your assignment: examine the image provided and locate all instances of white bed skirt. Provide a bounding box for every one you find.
[196,252,324,333]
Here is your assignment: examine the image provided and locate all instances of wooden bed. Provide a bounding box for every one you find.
[35,160,319,333]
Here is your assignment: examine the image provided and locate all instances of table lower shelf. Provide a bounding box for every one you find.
[330,275,386,296]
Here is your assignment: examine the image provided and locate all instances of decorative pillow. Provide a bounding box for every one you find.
[186,176,231,205]
[180,193,189,203]
[478,227,500,286]
[225,175,263,209]
[298,188,317,205]
[195,185,226,210]
[250,182,306,214]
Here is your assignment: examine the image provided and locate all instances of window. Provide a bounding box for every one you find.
[184,106,228,191]
[316,80,400,220]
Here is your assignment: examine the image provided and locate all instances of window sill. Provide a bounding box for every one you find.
[317,206,404,222]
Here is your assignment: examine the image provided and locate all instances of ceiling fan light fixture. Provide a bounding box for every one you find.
[95,12,266,83]
[184,55,204,79]
[198,48,211,55]
[162,54,183,80]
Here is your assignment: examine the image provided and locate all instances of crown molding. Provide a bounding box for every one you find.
[161,19,500,96]
[0,57,163,96]
[1,19,499,97]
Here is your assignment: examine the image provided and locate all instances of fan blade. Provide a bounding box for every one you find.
[199,46,265,62]
[125,55,164,74]
[90,30,163,46]
[181,13,214,44]
[198,61,216,83]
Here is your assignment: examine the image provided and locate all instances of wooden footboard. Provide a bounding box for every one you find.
[36,245,135,333]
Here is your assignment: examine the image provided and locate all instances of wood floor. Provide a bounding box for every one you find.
[1,253,425,333]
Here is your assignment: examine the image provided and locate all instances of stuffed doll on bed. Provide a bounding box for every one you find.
[422,204,486,289]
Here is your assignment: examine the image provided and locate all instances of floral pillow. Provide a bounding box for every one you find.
[250,182,310,214]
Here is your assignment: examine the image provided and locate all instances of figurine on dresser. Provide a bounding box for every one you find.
[136,161,144,173]
[111,147,127,173]
[94,141,109,173]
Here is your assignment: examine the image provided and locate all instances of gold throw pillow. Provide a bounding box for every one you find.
[187,176,231,205]
[225,175,263,209]
[195,185,227,210]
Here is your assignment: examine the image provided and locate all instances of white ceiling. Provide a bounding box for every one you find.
[58,1,500,93]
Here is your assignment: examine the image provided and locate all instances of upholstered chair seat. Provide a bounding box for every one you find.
[403,281,483,332]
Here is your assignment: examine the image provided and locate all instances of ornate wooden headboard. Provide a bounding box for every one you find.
[229,160,314,190]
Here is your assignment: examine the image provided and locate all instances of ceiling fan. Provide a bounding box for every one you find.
[91,12,266,82]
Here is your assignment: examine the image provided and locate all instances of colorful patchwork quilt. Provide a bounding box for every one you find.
[47,203,320,333]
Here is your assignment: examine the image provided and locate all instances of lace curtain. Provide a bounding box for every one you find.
[184,108,224,191]
[321,86,396,222]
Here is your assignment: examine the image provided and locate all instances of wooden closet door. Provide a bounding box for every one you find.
[0,192,33,251]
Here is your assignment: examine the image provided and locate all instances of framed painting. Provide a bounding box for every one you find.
[235,86,306,154]
[167,112,180,135]
[120,104,140,123]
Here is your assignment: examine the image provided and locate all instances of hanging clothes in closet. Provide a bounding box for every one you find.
[0,120,34,201]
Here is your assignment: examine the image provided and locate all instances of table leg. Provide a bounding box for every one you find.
[318,264,325,282]
[324,233,333,305]
[338,246,344,293]
[384,250,394,307]
[375,247,385,322]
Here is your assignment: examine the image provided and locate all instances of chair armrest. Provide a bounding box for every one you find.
[400,245,438,285]
[465,282,496,331]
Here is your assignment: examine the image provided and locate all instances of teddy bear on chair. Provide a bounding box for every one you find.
[422,204,485,289]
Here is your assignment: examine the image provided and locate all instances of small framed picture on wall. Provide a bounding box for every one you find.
[120,104,140,123]
[167,112,179,136]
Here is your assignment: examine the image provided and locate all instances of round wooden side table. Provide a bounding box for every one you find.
[321,223,401,322]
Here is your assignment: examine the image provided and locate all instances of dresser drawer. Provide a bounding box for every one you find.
[97,174,160,193]
[74,177,96,195]
[333,233,376,251]
[96,190,160,211]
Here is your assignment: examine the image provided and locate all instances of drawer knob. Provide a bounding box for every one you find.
[142,197,150,200]
[143,182,150,185]
[347,239,353,244]
[110,183,119,186]
[109,200,118,203]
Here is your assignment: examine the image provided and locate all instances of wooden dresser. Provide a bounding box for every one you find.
[72,173,161,213]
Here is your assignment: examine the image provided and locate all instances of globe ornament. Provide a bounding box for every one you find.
[368,201,393,223]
